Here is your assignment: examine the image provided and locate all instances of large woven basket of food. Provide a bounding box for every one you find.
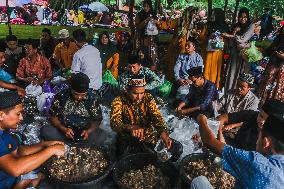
[180,153,235,189]
[113,152,179,189]
[41,143,114,188]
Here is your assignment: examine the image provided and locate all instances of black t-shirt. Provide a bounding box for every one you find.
[228,110,259,151]
[3,47,25,77]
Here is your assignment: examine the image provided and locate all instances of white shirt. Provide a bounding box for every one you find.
[71,44,102,90]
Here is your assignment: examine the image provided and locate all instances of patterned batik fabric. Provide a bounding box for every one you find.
[118,66,163,91]
[49,89,102,129]
[110,93,168,144]
[16,54,52,81]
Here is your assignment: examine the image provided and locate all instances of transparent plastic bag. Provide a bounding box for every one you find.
[25,84,42,97]
[176,85,190,100]
[154,140,172,162]
[146,20,159,36]
[102,70,118,87]
[158,80,172,98]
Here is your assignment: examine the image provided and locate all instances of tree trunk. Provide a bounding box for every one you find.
[128,0,135,34]
[6,0,12,35]
[232,0,240,25]
[117,0,123,10]
[224,0,229,13]
[155,0,162,15]
[207,0,212,35]
[67,0,73,10]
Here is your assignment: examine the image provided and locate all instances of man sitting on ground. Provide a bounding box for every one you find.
[176,66,218,118]
[0,45,25,96]
[218,99,284,151]
[4,35,25,78]
[217,73,259,114]
[118,54,163,95]
[52,29,79,70]
[41,73,106,146]
[16,39,52,87]
[194,112,284,189]
[71,29,102,91]
[174,39,203,99]
[0,91,64,189]
[111,75,182,161]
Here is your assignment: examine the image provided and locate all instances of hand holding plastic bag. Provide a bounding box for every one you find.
[146,20,159,36]
[25,84,42,97]
[241,41,263,62]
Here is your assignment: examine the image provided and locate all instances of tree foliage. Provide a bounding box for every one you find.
[48,0,284,18]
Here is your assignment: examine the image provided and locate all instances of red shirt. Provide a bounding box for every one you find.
[16,54,52,81]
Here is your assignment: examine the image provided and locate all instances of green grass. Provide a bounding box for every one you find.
[0,24,173,42]
[0,24,129,40]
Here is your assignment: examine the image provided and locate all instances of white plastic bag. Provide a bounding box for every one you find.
[146,20,159,36]
[51,76,66,85]
[25,84,42,97]
[176,85,190,100]
[154,140,172,162]
[36,93,54,113]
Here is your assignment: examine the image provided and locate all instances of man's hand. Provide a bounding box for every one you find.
[184,79,192,85]
[130,126,144,141]
[49,144,65,157]
[276,51,284,60]
[64,128,74,139]
[161,132,172,149]
[222,124,235,132]
[176,108,185,116]
[222,33,234,38]
[17,88,26,97]
[42,141,64,148]
[178,79,187,86]
[81,130,89,140]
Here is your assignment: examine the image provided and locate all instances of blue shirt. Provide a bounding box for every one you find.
[0,69,13,83]
[0,130,18,189]
[222,144,284,189]
[174,52,203,81]
[183,80,218,111]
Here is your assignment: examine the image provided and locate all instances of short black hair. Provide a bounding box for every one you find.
[128,54,140,65]
[0,106,16,114]
[262,129,284,153]
[187,36,198,46]
[6,35,18,42]
[73,29,87,43]
[25,38,39,49]
[42,28,51,35]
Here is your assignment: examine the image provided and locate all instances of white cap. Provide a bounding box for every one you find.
[58,29,70,39]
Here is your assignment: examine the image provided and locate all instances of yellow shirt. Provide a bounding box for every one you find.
[53,41,79,69]
[110,93,168,144]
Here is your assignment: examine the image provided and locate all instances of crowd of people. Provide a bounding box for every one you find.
[0,0,284,188]
[0,1,185,30]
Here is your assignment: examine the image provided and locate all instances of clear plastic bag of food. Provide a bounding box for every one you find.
[154,140,172,162]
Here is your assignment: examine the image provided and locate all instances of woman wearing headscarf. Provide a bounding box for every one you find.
[95,31,119,79]
[222,8,256,91]
[135,0,159,66]
[137,46,156,71]
[204,8,229,89]
[257,26,284,107]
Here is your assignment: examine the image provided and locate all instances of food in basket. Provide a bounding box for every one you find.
[48,146,108,182]
[119,164,170,189]
[184,159,235,189]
